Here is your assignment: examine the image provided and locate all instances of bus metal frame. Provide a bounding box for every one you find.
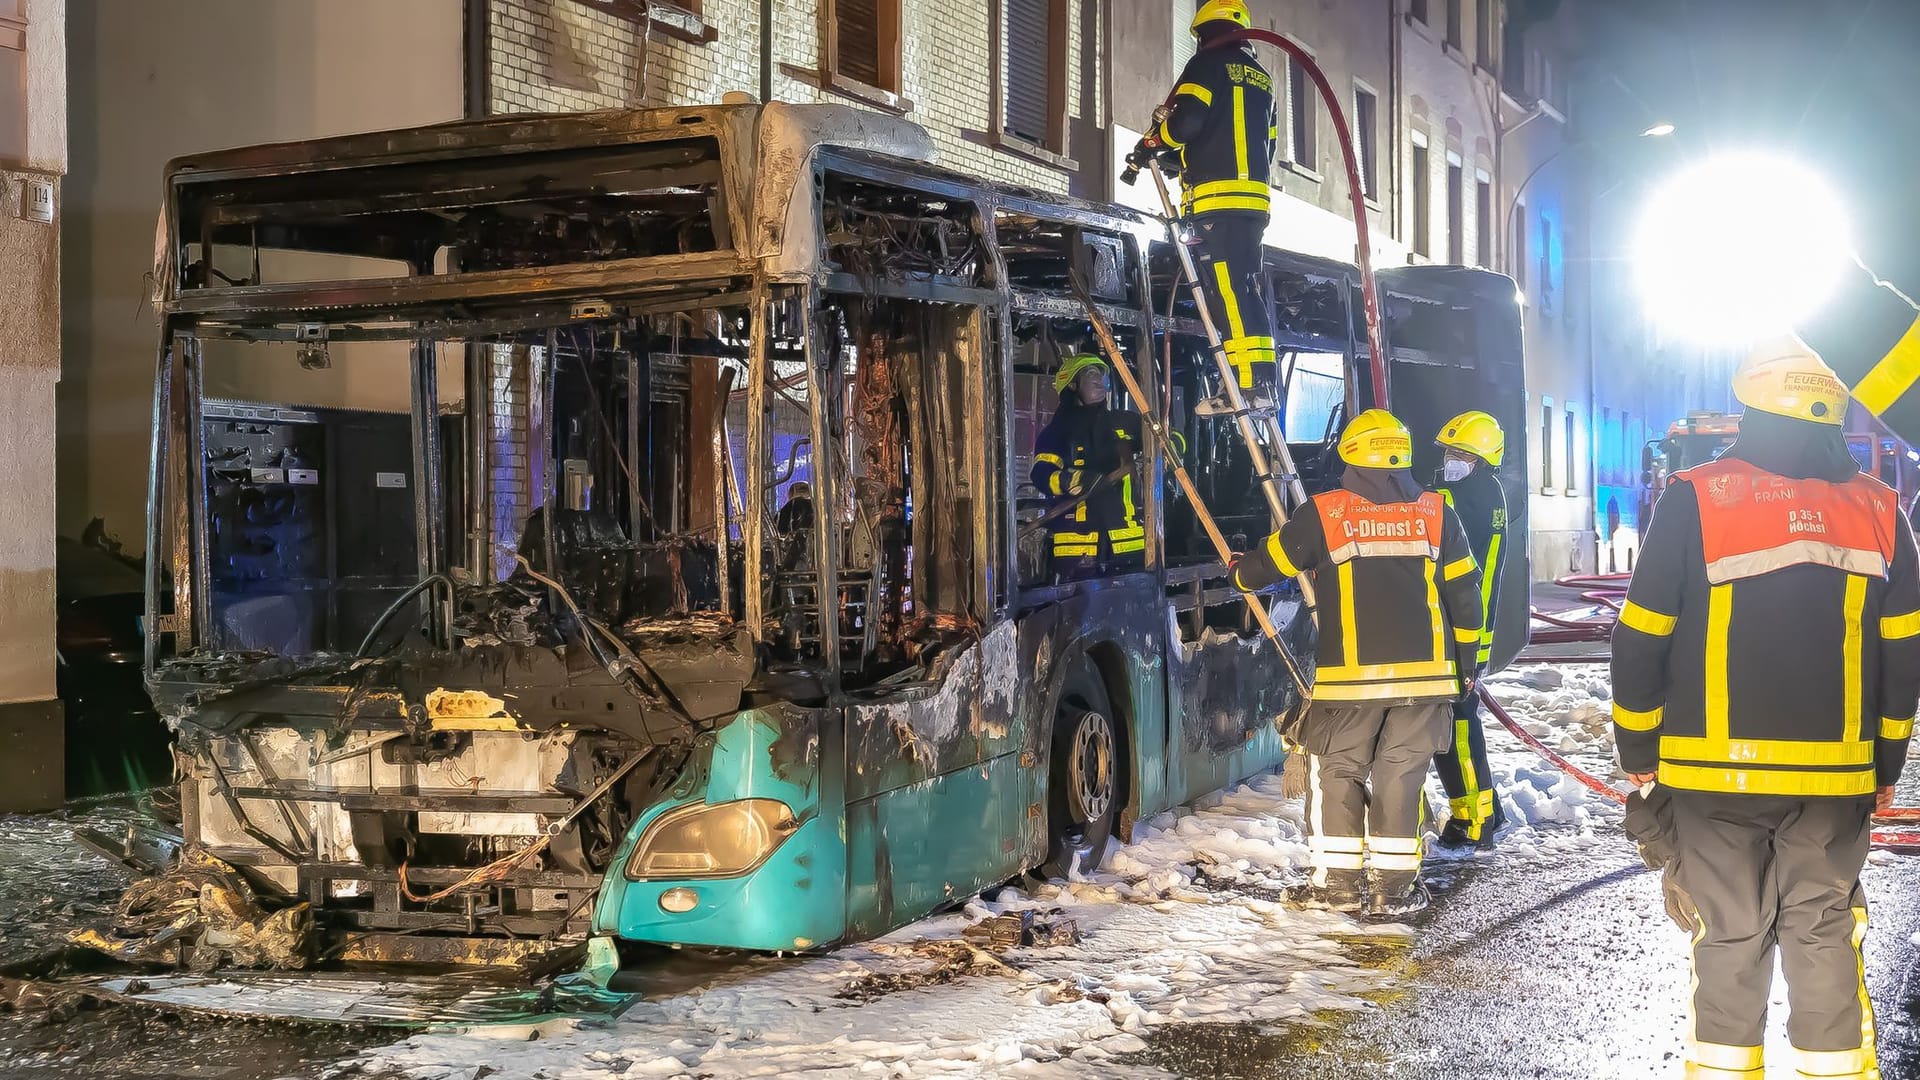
[137,102,1526,970]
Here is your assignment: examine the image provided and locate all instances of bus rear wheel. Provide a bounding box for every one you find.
[1040,658,1119,879]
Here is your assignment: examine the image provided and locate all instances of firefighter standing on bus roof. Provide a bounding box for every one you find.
[1611,337,1920,1080]
[1430,410,1511,848]
[1234,409,1484,915]
[1031,354,1145,580]
[1129,0,1278,416]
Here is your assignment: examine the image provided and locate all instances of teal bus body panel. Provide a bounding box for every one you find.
[595,705,849,951]
[844,622,1021,806]
[844,751,1029,940]
[595,577,1304,952]
[1159,603,1307,809]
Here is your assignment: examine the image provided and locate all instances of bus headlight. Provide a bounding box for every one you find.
[625,799,797,880]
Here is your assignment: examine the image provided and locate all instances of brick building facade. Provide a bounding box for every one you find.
[63,1,1691,614]
[481,0,1107,198]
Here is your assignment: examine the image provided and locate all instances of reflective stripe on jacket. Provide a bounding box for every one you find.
[1237,487,1484,703]
[1611,458,1920,797]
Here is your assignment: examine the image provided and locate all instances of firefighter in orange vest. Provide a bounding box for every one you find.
[1235,409,1485,914]
[1611,338,1920,1080]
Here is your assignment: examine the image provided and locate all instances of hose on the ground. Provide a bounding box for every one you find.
[1476,683,1628,806]
[1525,573,1631,644]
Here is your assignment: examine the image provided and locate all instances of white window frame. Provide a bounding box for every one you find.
[1352,78,1381,204]
[1284,35,1319,176]
[1409,129,1431,259]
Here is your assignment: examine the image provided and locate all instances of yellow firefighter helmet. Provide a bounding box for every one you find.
[1436,410,1507,467]
[1053,353,1109,395]
[1732,335,1849,426]
[1191,0,1252,34]
[1339,408,1415,468]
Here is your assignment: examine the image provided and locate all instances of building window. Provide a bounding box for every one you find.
[1539,211,1555,315]
[1411,137,1431,257]
[1475,173,1492,266]
[1512,201,1527,289]
[1288,55,1316,170]
[1540,396,1555,494]
[1564,407,1577,492]
[1446,154,1464,264]
[1353,87,1379,200]
[1411,0,1428,23]
[1624,411,1634,481]
[827,0,902,93]
[0,0,23,166]
[1601,406,1614,485]
[1446,0,1464,49]
[1476,0,1496,69]
[1000,0,1066,150]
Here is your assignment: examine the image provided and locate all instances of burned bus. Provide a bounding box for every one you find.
[138,102,1527,971]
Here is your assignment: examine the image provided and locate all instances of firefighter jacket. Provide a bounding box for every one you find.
[1031,401,1144,559]
[1438,467,1508,668]
[1611,455,1920,797]
[1157,42,1278,218]
[1235,471,1484,703]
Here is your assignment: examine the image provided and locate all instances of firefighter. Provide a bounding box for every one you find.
[1430,410,1510,848]
[1031,354,1145,579]
[1130,0,1278,415]
[1234,409,1484,914]
[1611,337,1920,1080]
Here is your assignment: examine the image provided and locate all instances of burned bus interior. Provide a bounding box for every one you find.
[134,105,1526,962]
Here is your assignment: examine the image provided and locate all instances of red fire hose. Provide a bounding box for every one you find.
[1477,683,1627,806]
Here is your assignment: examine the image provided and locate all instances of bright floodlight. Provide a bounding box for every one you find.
[1634,153,1852,344]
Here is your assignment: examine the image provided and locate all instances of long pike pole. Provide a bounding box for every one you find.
[1071,275,1311,700]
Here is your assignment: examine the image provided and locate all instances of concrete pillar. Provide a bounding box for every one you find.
[0,0,67,811]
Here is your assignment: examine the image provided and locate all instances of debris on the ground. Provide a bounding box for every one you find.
[66,848,315,972]
[836,939,1020,1001]
[72,822,182,877]
[960,908,1081,950]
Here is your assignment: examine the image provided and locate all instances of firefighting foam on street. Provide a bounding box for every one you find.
[11,0,1920,1076]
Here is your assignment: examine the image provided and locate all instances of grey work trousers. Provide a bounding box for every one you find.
[1669,790,1877,1079]
[1298,701,1450,891]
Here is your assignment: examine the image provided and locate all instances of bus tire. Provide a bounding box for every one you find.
[1039,655,1119,879]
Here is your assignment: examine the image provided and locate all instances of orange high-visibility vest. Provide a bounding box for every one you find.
[1314,489,1447,565]
[1681,459,1900,584]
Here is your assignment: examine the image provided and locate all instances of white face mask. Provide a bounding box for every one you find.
[1441,458,1475,483]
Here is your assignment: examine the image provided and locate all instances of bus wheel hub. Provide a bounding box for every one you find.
[1068,710,1113,824]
